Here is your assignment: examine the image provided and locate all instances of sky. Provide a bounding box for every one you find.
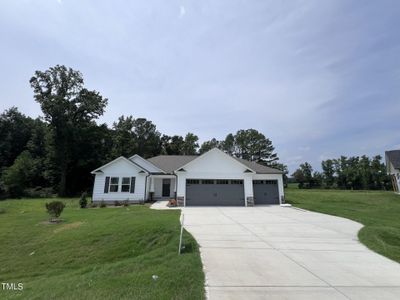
[1,0,399,172]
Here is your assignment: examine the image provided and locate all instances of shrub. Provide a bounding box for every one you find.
[79,192,88,208]
[45,201,65,221]
[0,208,5,214]
[99,200,107,208]
[114,200,121,206]
[89,202,98,208]
[122,200,129,207]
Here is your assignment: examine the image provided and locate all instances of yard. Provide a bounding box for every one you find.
[286,186,400,263]
[0,199,205,300]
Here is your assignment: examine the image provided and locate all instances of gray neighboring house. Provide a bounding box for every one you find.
[91,148,285,206]
[385,150,400,193]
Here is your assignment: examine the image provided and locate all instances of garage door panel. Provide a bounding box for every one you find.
[186,179,245,206]
[253,180,279,205]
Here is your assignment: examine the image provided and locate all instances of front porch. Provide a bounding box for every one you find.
[148,174,176,200]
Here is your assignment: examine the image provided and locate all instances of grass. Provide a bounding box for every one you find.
[285,185,400,263]
[0,199,204,300]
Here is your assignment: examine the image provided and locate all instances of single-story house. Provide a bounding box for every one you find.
[385,150,400,193]
[91,148,285,206]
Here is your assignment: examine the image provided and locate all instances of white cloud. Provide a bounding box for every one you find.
[57,0,62,4]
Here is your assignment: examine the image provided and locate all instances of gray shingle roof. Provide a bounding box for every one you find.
[233,157,284,174]
[386,150,400,169]
[147,155,198,173]
[147,154,283,174]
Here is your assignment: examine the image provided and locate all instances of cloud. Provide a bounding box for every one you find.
[179,5,186,18]
[57,0,62,4]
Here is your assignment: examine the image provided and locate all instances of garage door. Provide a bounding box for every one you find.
[186,179,245,206]
[253,180,280,204]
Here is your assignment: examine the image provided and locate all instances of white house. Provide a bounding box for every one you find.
[91,148,285,206]
[385,150,400,193]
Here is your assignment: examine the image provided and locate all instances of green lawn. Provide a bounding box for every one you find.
[285,186,400,263]
[0,199,204,300]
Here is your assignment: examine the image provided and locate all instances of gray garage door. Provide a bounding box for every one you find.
[253,180,280,204]
[186,179,245,206]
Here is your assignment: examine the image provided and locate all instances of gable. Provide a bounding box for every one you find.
[182,148,252,174]
[92,157,146,175]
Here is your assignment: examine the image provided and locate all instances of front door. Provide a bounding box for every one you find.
[162,179,171,197]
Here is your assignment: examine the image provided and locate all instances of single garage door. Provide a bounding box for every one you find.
[253,180,280,204]
[186,179,245,206]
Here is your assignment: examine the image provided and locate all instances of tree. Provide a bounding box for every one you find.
[1,151,36,197]
[30,65,108,196]
[221,133,235,155]
[182,133,199,155]
[233,129,278,165]
[132,118,161,158]
[321,159,335,188]
[0,107,34,169]
[292,162,314,188]
[199,138,221,154]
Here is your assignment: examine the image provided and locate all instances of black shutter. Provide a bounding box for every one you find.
[104,176,110,193]
[130,177,136,193]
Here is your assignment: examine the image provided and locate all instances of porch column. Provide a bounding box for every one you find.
[150,177,155,192]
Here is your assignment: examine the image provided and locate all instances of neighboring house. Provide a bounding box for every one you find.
[91,148,285,206]
[385,150,400,193]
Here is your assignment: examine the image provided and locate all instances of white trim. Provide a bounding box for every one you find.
[174,148,256,174]
[91,156,149,174]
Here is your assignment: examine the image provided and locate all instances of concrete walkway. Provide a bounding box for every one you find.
[182,206,400,300]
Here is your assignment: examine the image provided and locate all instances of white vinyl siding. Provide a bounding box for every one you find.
[92,158,147,202]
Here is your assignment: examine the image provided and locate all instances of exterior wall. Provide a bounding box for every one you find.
[176,149,273,206]
[92,158,147,202]
[175,149,284,206]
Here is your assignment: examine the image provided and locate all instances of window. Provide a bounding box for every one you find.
[201,180,214,184]
[253,180,264,184]
[265,180,277,184]
[230,180,243,184]
[109,177,119,192]
[216,180,229,184]
[121,177,131,192]
[187,179,200,184]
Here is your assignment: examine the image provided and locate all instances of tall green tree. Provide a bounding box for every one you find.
[321,159,335,188]
[199,138,221,154]
[221,133,235,155]
[0,107,34,169]
[30,65,108,196]
[182,133,199,155]
[233,129,278,165]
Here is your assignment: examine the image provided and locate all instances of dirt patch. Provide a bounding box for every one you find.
[53,221,84,233]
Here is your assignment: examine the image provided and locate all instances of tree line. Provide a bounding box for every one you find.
[0,65,284,198]
[292,156,392,190]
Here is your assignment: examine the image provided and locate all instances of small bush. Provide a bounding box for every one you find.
[122,200,129,207]
[114,200,121,206]
[45,201,65,221]
[0,208,5,214]
[79,192,88,208]
[89,202,98,208]
[99,200,107,208]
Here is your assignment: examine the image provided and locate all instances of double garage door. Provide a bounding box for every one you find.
[186,179,245,206]
[185,179,280,206]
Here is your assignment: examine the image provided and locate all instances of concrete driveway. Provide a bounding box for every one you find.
[182,206,400,300]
